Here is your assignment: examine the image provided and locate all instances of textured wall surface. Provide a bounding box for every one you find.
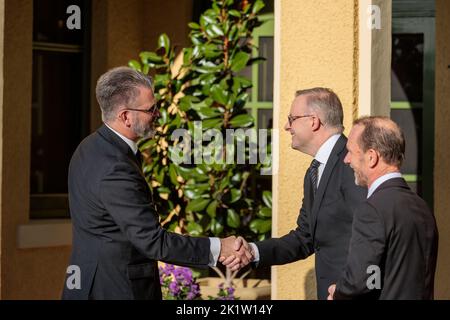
[273,0,359,300]
[435,0,450,300]
[1,0,72,299]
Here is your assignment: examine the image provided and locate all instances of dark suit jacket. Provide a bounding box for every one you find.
[335,178,438,300]
[255,135,366,299]
[62,125,210,300]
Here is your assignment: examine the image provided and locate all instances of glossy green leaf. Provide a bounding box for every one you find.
[229,114,254,127]
[202,118,223,129]
[229,189,242,203]
[262,190,272,208]
[206,200,218,218]
[197,107,221,119]
[140,51,164,64]
[159,108,168,124]
[201,14,216,24]
[179,95,200,111]
[188,22,200,30]
[142,64,149,75]
[158,33,171,51]
[257,207,272,218]
[139,139,156,150]
[209,24,224,36]
[228,10,241,18]
[250,219,271,234]
[210,218,224,236]
[128,59,142,72]
[252,0,265,14]
[186,221,203,236]
[226,209,240,228]
[169,164,179,186]
[177,166,194,180]
[184,188,202,200]
[157,186,170,194]
[154,168,165,184]
[186,198,210,212]
[231,51,250,73]
[210,84,229,105]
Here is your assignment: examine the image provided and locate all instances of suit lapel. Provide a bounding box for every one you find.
[311,135,347,239]
[97,124,142,168]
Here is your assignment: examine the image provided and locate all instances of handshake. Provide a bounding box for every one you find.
[219,236,255,271]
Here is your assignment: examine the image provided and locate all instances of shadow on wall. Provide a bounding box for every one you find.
[304,268,317,300]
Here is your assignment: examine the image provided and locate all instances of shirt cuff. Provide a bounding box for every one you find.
[208,237,221,267]
[249,242,260,262]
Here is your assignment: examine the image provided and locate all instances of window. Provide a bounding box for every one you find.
[244,15,274,202]
[391,1,435,208]
[30,0,91,219]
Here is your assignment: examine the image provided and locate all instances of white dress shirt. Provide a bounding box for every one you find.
[314,134,342,186]
[367,172,403,198]
[105,123,139,154]
[104,123,221,266]
[249,134,343,263]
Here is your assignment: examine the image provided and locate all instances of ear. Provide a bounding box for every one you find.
[311,116,321,131]
[367,149,379,168]
[118,109,132,128]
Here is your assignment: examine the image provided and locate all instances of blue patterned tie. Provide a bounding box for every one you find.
[309,159,321,195]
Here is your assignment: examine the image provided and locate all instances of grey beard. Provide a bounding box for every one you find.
[133,121,156,140]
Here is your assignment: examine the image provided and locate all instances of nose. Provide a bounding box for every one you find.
[343,151,350,164]
[284,121,290,131]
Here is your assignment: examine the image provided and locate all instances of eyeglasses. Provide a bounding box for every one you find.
[124,103,159,118]
[287,114,314,126]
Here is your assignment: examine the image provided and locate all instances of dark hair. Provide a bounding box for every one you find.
[354,116,405,168]
[96,66,153,122]
[295,87,344,132]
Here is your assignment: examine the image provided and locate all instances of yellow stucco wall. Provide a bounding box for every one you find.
[358,0,391,117]
[273,0,359,299]
[435,0,450,300]
[0,0,72,299]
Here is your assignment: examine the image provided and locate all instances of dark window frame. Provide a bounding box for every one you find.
[30,0,91,219]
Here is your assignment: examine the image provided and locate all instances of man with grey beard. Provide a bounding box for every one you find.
[62,67,252,300]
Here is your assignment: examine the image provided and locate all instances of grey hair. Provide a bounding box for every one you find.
[354,116,405,168]
[95,66,153,122]
[295,87,344,133]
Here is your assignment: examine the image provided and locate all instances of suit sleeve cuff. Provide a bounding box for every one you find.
[250,242,260,262]
[208,237,221,267]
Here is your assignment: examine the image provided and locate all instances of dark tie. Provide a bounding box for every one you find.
[135,149,143,168]
[309,159,321,195]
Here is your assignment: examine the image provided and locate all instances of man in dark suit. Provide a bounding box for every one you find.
[222,88,366,299]
[62,67,252,300]
[328,116,438,300]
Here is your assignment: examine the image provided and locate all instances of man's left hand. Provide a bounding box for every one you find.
[327,284,336,300]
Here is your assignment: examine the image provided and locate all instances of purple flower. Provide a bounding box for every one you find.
[169,281,180,295]
[158,264,201,300]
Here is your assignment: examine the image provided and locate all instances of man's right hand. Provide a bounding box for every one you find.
[219,236,253,271]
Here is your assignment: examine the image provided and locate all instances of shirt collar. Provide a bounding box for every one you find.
[314,134,341,165]
[367,172,403,198]
[104,123,138,154]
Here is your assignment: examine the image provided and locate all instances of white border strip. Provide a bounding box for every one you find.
[271,0,282,300]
